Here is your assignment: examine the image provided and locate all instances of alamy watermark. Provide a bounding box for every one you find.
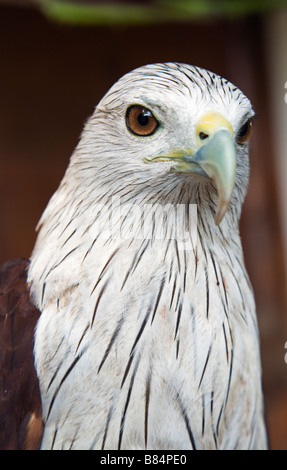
[86,196,198,250]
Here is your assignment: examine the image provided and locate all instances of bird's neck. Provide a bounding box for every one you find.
[88,178,240,249]
[28,174,242,312]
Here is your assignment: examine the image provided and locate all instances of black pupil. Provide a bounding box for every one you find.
[138,110,151,126]
[239,121,248,137]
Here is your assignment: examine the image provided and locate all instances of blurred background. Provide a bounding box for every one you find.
[0,0,286,449]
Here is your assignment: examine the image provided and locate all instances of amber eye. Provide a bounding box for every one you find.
[126,105,159,136]
[237,118,254,145]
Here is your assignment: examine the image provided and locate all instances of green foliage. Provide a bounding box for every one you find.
[36,0,287,25]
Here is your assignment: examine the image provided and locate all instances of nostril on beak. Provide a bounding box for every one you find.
[199,131,209,141]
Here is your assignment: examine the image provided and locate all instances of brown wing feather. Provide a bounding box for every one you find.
[0,258,43,450]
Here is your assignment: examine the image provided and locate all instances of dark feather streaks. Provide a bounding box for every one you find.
[144,367,152,448]
[118,354,141,450]
[47,347,87,421]
[175,390,197,450]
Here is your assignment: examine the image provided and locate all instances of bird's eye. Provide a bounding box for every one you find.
[126,105,159,136]
[237,118,254,145]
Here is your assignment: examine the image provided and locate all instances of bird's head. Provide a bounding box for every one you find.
[30,63,255,305]
[75,63,254,225]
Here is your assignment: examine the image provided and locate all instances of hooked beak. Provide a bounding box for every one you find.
[145,112,236,225]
